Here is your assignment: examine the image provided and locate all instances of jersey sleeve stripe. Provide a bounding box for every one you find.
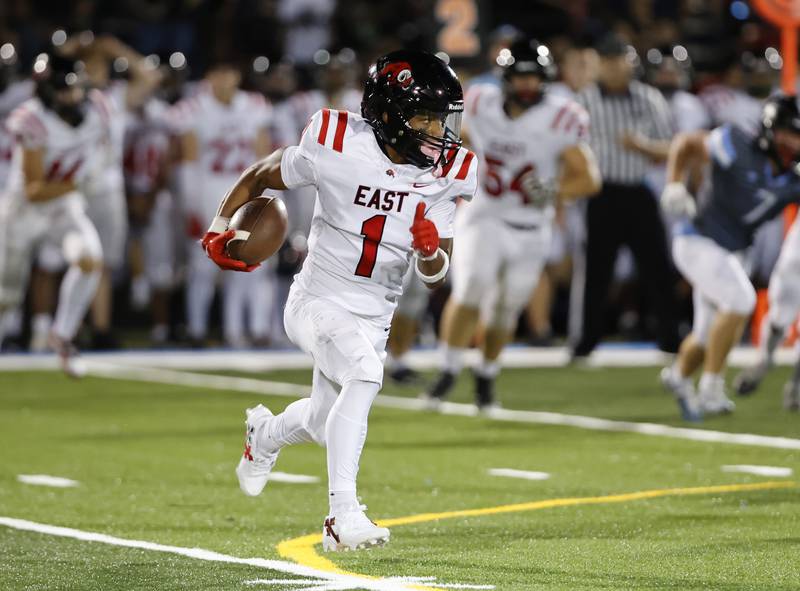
[454,150,475,180]
[439,147,459,177]
[332,110,347,152]
[551,105,569,130]
[318,108,331,146]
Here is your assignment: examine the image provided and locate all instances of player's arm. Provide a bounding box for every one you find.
[21,147,76,203]
[660,130,710,218]
[558,143,601,200]
[213,148,289,219]
[411,202,454,291]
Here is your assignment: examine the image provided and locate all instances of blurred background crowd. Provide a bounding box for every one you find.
[0,0,791,353]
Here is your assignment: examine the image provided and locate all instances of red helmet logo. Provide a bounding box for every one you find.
[380,61,414,88]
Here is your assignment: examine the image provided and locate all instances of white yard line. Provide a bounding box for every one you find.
[17,475,79,488]
[487,469,551,481]
[721,465,794,477]
[270,472,321,484]
[0,517,424,591]
[1,345,797,372]
[70,361,800,451]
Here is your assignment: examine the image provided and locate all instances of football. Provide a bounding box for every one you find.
[226,196,288,266]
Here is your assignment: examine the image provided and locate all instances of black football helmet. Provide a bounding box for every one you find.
[362,50,463,169]
[32,52,88,127]
[498,38,555,107]
[757,94,800,172]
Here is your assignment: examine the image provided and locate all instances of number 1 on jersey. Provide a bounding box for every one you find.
[355,214,387,277]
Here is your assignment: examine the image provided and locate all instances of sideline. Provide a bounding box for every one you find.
[74,361,800,451]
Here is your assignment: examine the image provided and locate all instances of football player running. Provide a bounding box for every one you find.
[732,96,800,410]
[0,54,107,374]
[424,38,601,410]
[660,94,800,419]
[202,51,477,550]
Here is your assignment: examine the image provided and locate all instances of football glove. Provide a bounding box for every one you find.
[203,229,260,272]
[660,182,697,218]
[410,202,439,258]
[518,171,558,208]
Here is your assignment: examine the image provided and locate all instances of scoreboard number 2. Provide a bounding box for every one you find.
[436,0,480,58]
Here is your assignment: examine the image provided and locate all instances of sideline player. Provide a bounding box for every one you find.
[0,54,106,374]
[660,94,800,419]
[203,51,476,550]
[424,39,600,410]
[170,60,273,347]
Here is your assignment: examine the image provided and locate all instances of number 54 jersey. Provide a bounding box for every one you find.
[462,84,588,226]
[280,108,478,319]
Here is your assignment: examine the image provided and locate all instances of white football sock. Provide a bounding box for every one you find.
[32,313,53,339]
[52,267,100,341]
[477,359,500,379]
[186,270,215,339]
[325,379,380,510]
[329,490,359,515]
[698,371,722,393]
[441,344,466,375]
[247,271,273,340]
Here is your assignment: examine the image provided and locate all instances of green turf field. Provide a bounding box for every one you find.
[1,365,799,590]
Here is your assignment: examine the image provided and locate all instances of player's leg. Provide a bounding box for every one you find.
[570,192,622,359]
[29,246,63,352]
[50,196,104,376]
[185,241,217,345]
[237,364,340,496]
[734,219,800,394]
[222,271,249,348]
[673,233,755,415]
[245,262,276,346]
[141,190,176,346]
[387,268,428,384]
[86,187,127,349]
[477,227,549,409]
[625,186,681,353]
[783,339,800,411]
[424,217,501,403]
[0,207,38,348]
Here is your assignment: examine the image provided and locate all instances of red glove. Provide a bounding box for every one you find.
[410,202,439,258]
[203,230,260,272]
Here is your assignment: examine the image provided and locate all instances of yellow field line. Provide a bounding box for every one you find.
[276,480,796,590]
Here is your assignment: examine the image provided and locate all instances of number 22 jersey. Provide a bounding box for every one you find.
[281,108,478,319]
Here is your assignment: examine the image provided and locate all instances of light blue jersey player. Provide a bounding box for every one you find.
[658,94,800,420]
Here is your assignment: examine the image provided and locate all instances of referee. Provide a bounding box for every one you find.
[571,34,680,359]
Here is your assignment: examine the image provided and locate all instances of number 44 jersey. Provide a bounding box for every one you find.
[462,83,588,226]
[281,108,478,319]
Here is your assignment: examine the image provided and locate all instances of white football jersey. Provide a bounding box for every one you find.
[0,80,34,191]
[170,86,271,181]
[462,84,589,225]
[124,99,172,195]
[4,91,111,207]
[699,84,762,137]
[281,108,478,319]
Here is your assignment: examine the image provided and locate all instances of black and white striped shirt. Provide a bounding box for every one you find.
[577,81,674,185]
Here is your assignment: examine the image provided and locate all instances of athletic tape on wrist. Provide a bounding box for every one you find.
[415,248,449,283]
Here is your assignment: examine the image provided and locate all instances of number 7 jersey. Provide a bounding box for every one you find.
[463,84,588,225]
[280,108,478,319]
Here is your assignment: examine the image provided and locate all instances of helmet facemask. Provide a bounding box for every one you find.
[392,103,463,169]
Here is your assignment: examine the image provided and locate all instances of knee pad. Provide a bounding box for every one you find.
[769,269,800,329]
[62,230,103,267]
[724,284,756,316]
[313,310,384,386]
